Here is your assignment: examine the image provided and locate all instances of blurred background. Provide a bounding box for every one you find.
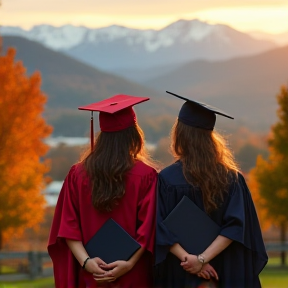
[0,0,287,287]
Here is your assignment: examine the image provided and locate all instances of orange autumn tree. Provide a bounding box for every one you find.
[249,85,288,265]
[0,48,52,250]
[247,172,271,231]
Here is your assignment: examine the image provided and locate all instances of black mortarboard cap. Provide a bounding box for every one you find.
[166,91,234,130]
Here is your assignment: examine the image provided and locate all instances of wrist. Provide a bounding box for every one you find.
[126,260,135,271]
[197,254,206,265]
[180,253,189,262]
[82,257,90,270]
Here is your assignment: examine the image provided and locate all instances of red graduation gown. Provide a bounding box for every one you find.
[48,161,157,288]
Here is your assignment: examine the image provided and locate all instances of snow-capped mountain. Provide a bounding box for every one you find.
[1,19,277,72]
[1,20,231,51]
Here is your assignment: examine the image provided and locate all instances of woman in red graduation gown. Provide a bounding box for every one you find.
[154,92,268,288]
[48,95,158,288]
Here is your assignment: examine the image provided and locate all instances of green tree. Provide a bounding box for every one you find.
[0,48,52,250]
[250,85,288,265]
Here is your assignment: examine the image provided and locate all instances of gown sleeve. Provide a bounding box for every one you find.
[219,173,268,274]
[210,173,268,287]
[155,174,179,265]
[47,165,83,288]
[135,168,158,254]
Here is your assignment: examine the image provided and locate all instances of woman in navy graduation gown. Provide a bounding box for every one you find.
[154,91,268,288]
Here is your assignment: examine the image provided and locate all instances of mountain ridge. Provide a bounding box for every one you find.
[1,19,277,71]
[2,35,286,139]
[143,45,288,130]
[1,36,170,139]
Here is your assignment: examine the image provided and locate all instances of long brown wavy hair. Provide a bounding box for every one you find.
[171,120,239,213]
[82,124,157,212]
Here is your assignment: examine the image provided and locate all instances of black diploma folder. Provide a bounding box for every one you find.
[84,218,141,263]
[163,195,220,254]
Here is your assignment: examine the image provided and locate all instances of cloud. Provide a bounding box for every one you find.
[3,0,288,14]
[1,0,287,33]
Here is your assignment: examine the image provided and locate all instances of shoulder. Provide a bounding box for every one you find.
[128,160,157,178]
[159,161,186,185]
[64,162,88,182]
[237,172,247,183]
[227,171,250,197]
[127,161,158,192]
[68,162,84,175]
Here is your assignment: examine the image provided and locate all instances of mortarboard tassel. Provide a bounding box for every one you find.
[90,111,94,151]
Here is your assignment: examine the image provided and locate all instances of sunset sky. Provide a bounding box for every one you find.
[1,0,288,34]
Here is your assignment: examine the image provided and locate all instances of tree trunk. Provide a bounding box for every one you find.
[0,229,2,251]
[280,221,286,266]
[0,229,2,274]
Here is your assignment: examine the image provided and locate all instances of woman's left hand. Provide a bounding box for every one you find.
[197,263,218,280]
[93,260,132,282]
[180,254,203,274]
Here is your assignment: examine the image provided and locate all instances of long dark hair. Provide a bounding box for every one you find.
[171,120,239,213]
[82,124,156,212]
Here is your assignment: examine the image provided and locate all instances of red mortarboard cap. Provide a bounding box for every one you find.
[78,94,149,150]
[166,91,233,130]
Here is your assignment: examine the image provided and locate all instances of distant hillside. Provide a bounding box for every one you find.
[144,45,288,131]
[2,36,285,141]
[2,36,172,139]
[2,36,162,108]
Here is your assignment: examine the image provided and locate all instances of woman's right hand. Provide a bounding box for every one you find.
[180,254,203,274]
[84,257,108,275]
[96,260,132,280]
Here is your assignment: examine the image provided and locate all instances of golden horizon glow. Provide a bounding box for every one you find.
[192,6,288,34]
[0,2,287,34]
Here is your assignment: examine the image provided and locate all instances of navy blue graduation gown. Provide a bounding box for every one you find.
[154,161,268,288]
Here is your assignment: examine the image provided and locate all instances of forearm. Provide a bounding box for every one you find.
[201,235,233,263]
[127,247,145,269]
[66,239,89,267]
[169,243,188,261]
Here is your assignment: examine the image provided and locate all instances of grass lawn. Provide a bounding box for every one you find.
[0,277,54,288]
[0,258,287,288]
[260,267,288,288]
[1,270,287,288]
[259,256,288,288]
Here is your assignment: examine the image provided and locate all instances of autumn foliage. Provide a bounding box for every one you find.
[0,48,52,249]
[249,85,288,229]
